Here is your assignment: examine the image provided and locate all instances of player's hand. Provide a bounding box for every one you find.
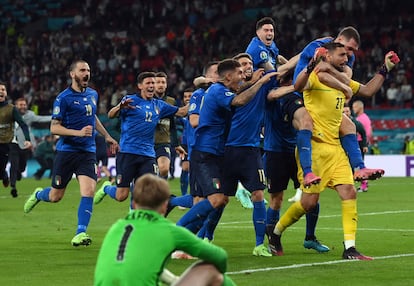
[384,51,400,72]
[120,97,135,109]
[313,61,333,73]
[250,68,265,83]
[79,125,93,137]
[106,136,120,154]
[362,146,368,153]
[258,71,278,84]
[175,146,187,160]
[23,141,32,150]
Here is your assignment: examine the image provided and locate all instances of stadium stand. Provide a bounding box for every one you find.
[1,1,413,152]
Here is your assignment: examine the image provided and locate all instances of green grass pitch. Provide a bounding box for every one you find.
[1,177,413,285]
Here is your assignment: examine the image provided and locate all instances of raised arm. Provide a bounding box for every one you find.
[231,71,278,106]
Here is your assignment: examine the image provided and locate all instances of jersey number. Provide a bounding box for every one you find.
[85,104,93,116]
[117,224,134,261]
[336,97,344,109]
[145,111,153,122]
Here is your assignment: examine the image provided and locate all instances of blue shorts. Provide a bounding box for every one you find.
[281,92,305,124]
[189,165,203,198]
[222,146,266,196]
[96,147,108,166]
[155,143,171,160]
[265,151,299,193]
[52,151,97,189]
[116,153,157,187]
[190,150,223,197]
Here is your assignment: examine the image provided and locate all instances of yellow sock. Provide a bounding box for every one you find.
[342,199,357,242]
[275,201,306,234]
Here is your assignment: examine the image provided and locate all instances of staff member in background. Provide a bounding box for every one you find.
[9,97,51,197]
[0,83,32,197]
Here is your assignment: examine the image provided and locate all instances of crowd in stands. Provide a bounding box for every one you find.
[1,0,413,149]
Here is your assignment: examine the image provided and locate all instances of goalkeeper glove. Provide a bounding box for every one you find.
[306,47,327,74]
[378,51,400,77]
[384,51,400,71]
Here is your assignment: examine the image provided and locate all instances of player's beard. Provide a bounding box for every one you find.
[74,74,89,91]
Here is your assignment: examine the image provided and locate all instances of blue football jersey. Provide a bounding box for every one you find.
[118,94,178,157]
[263,97,297,153]
[226,76,277,147]
[293,37,355,84]
[52,87,98,152]
[193,83,235,156]
[186,88,205,159]
[246,37,280,71]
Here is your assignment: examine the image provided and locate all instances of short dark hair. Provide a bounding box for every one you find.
[217,59,241,77]
[15,97,27,104]
[256,17,275,30]
[69,59,88,72]
[322,41,345,52]
[155,71,167,78]
[203,61,219,76]
[338,26,361,46]
[137,71,156,84]
[233,53,253,62]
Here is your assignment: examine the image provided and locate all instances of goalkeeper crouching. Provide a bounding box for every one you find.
[94,173,236,286]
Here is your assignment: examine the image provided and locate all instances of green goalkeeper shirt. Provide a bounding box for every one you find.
[94,209,228,286]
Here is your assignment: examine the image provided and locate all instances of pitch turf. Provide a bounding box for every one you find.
[1,177,413,285]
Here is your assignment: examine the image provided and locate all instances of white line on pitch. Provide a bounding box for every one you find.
[226,253,414,275]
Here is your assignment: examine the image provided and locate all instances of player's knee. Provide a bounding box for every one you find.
[192,263,223,286]
[251,190,264,202]
[115,188,129,201]
[208,193,227,208]
[294,107,313,130]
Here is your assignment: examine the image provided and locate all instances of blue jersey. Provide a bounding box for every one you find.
[246,37,280,71]
[263,97,297,153]
[226,76,277,147]
[52,86,98,152]
[186,88,205,159]
[293,37,355,83]
[193,83,235,156]
[118,94,178,157]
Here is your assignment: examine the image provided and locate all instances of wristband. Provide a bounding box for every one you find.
[306,60,317,74]
[378,64,388,77]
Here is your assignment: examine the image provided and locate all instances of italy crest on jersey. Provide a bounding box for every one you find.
[91,97,96,106]
[53,106,60,115]
[189,103,197,112]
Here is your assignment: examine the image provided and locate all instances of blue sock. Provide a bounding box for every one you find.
[297,129,313,176]
[204,206,224,241]
[180,170,189,195]
[340,134,365,169]
[266,207,280,226]
[197,223,207,238]
[176,199,214,227]
[185,220,205,234]
[305,202,319,240]
[36,187,51,202]
[171,194,193,208]
[105,185,118,200]
[76,197,93,234]
[253,201,266,246]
